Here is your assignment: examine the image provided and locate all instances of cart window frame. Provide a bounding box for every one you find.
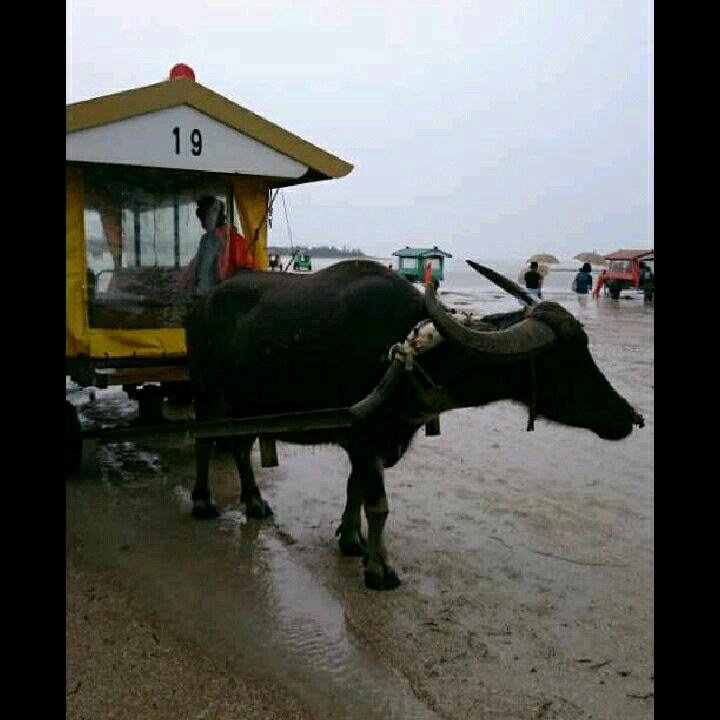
[82,165,236,329]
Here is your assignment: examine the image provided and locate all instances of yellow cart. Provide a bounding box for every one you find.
[66,64,352,469]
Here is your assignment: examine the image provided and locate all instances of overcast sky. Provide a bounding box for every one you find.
[67,0,653,261]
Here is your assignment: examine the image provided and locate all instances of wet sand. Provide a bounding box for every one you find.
[66,548,326,720]
[67,283,653,719]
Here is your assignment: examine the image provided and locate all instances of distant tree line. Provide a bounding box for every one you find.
[267,245,366,258]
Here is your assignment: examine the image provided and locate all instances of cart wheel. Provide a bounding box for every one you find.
[66,400,82,473]
[609,282,621,299]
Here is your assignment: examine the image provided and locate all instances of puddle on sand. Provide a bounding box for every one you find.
[171,487,440,720]
[72,428,440,720]
[260,534,441,720]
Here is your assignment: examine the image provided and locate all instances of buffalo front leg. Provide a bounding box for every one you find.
[336,468,366,557]
[356,456,401,591]
[230,436,273,519]
[192,438,219,519]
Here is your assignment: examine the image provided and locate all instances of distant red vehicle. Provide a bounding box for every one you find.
[593,249,654,299]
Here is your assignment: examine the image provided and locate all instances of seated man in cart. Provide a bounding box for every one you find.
[179,196,255,293]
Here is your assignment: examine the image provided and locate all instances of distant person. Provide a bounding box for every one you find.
[638,261,653,302]
[424,261,433,286]
[572,262,593,306]
[179,196,255,293]
[424,261,439,291]
[523,261,543,301]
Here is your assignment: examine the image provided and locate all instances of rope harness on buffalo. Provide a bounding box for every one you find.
[388,319,443,385]
[389,316,539,432]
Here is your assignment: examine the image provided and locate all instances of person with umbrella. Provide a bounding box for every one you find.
[523,261,543,301]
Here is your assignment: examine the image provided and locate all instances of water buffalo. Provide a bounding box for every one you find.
[185,259,643,590]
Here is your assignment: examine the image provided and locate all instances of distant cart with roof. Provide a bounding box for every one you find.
[392,246,452,285]
[592,249,654,299]
[66,63,353,471]
[292,252,312,271]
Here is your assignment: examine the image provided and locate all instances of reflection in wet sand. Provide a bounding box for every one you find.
[72,450,440,720]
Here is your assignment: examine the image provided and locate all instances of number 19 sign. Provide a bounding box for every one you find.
[172,127,202,156]
[67,105,308,178]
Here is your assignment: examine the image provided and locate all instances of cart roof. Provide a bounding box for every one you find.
[392,246,453,258]
[66,73,353,186]
[603,249,654,261]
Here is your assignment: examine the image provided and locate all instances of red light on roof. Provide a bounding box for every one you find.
[169,64,195,81]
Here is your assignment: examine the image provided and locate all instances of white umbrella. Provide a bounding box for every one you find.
[528,253,560,264]
[573,252,608,267]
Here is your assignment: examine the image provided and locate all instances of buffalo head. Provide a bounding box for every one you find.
[420,261,644,441]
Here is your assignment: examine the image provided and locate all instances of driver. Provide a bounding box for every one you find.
[179,196,254,292]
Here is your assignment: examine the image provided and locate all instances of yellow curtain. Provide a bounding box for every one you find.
[232,176,269,270]
[66,166,89,356]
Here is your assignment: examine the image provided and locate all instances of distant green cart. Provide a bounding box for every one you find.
[293,253,312,271]
[392,246,452,284]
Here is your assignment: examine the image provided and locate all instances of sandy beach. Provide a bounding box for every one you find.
[67,266,653,719]
[66,549,326,720]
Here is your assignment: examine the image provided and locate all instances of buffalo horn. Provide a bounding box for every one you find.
[424,282,556,357]
[466,260,536,306]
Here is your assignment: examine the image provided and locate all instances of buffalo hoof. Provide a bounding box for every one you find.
[338,532,366,557]
[364,567,401,591]
[192,500,219,520]
[246,497,273,519]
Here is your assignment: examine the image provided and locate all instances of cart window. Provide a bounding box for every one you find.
[82,165,234,329]
[399,257,416,270]
[609,260,632,274]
